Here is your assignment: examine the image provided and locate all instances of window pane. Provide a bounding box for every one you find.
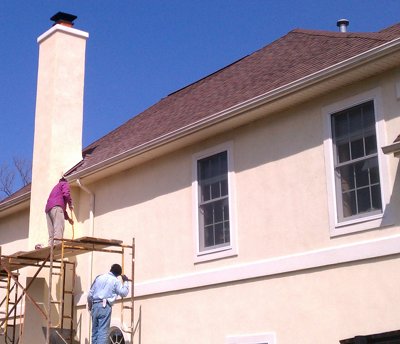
[201,184,211,202]
[224,222,230,243]
[221,179,228,196]
[371,185,382,210]
[333,113,348,139]
[204,226,214,247]
[337,142,350,163]
[224,201,230,219]
[338,165,355,191]
[214,202,223,222]
[220,152,228,174]
[214,223,224,245]
[211,156,220,177]
[369,158,380,184]
[350,138,364,159]
[342,190,356,218]
[203,203,214,226]
[362,101,375,128]
[349,108,362,133]
[211,182,220,199]
[354,161,369,188]
[357,187,371,213]
[365,135,377,155]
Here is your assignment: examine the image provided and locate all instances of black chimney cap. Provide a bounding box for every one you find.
[50,12,77,26]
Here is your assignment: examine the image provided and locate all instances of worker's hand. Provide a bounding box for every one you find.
[121,274,129,282]
[68,218,74,225]
[69,205,74,211]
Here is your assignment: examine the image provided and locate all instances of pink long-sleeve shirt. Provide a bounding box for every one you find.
[45,181,73,219]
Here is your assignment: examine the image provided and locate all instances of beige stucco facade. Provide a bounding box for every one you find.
[1,21,400,344]
[66,70,400,343]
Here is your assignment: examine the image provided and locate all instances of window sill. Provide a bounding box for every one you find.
[194,246,237,263]
[330,213,393,237]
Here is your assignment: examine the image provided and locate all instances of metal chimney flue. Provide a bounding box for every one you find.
[50,12,77,27]
[337,19,349,33]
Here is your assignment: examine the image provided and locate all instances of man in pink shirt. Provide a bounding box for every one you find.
[45,177,74,245]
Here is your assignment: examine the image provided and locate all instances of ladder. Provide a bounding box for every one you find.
[48,241,77,344]
[0,271,24,344]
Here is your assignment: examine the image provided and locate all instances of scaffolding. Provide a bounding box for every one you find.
[0,237,135,344]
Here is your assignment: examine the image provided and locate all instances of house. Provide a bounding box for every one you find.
[1,12,400,344]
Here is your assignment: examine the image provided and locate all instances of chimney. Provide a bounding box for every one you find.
[50,11,77,27]
[28,13,89,248]
[337,19,349,33]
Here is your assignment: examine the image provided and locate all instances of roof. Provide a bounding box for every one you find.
[0,183,31,207]
[2,22,400,206]
[69,22,400,175]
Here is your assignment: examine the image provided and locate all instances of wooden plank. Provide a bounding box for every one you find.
[1,236,124,274]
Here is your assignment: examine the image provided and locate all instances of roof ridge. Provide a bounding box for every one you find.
[290,28,390,42]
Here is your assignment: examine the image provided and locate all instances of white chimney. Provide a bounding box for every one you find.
[337,19,349,33]
[28,13,89,248]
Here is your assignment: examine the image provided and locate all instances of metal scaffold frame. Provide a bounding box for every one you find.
[0,237,135,344]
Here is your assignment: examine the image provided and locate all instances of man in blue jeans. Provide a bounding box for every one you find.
[88,264,129,344]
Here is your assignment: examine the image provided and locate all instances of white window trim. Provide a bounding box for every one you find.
[192,141,238,263]
[226,332,276,344]
[322,88,392,236]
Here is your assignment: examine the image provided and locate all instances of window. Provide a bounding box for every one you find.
[198,151,230,251]
[323,89,391,236]
[331,100,382,221]
[193,142,237,261]
[226,333,276,344]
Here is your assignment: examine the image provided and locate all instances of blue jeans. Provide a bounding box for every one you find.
[91,302,112,344]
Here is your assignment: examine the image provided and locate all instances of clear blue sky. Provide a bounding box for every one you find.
[1,0,400,190]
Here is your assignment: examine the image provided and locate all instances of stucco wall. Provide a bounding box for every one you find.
[67,70,400,343]
[75,70,400,279]
[0,208,29,255]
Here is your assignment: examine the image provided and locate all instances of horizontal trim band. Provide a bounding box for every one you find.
[75,233,400,306]
[134,234,400,296]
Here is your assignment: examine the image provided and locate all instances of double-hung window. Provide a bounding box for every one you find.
[198,151,230,250]
[323,89,391,236]
[193,142,236,261]
[331,100,382,221]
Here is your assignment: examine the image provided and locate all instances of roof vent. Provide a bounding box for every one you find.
[336,19,349,33]
[50,12,77,27]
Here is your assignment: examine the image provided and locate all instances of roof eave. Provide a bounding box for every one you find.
[0,192,31,218]
[68,36,400,182]
[382,141,400,156]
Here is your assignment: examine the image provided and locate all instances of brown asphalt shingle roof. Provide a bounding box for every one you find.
[2,23,400,206]
[68,23,400,175]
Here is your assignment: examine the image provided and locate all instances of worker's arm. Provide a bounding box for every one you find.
[114,278,129,298]
[61,181,73,210]
[87,287,94,311]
